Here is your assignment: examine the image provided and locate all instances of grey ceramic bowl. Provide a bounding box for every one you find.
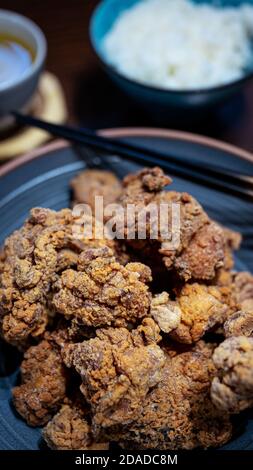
[0,9,47,117]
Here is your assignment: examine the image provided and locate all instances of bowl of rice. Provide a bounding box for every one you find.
[90,0,253,117]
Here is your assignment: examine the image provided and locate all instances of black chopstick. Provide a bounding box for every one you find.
[12,111,253,202]
[13,111,252,178]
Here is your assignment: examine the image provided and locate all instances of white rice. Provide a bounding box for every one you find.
[103,0,253,90]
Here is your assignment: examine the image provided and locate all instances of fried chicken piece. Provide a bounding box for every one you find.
[150,292,181,333]
[169,283,228,344]
[43,403,109,450]
[174,222,225,281]
[118,167,227,281]
[52,246,151,328]
[71,169,122,211]
[0,209,78,347]
[224,311,253,338]
[211,336,253,413]
[63,319,165,435]
[0,208,121,347]
[1,301,48,350]
[12,339,67,426]
[105,342,232,450]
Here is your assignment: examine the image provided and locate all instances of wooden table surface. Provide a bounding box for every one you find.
[2,0,253,153]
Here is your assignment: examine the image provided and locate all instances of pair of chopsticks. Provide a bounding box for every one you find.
[13,111,253,203]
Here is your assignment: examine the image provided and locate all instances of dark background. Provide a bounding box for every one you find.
[2,0,253,151]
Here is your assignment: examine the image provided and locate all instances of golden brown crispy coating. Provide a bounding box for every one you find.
[106,342,232,450]
[0,208,79,347]
[233,272,253,313]
[174,221,225,281]
[43,403,109,450]
[211,336,253,414]
[221,226,242,271]
[215,271,253,322]
[52,246,152,328]
[212,227,241,293]
[224,311,253,338]
[158,190,210,273]
[71,169,122,210]
[121,167,172,205]
[63,319,165,435]
[215,268,234,289]
[170,283,228,344]
[1,301,48,350]
[124,262,152,283]
[0,208,121,347]
[71,169,130,265]
[0,164,250,452]
[119,167,202,243]
[12,339,67,426]
[150,291,181,333]
[118,167,227,281]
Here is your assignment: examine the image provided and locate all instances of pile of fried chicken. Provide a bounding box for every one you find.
[0,166,253,450]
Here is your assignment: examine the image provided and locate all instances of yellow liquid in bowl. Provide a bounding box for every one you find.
[0,33,34,86]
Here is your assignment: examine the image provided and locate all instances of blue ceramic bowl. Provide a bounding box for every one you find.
[90,0,253,117]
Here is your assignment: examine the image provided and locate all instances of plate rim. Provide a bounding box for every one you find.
[0,127,253,178]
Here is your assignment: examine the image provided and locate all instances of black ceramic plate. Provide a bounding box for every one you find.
[0,129,253,450]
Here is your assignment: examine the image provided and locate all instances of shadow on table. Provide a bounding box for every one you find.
[74,67,246,138]
[0,339,22,378]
